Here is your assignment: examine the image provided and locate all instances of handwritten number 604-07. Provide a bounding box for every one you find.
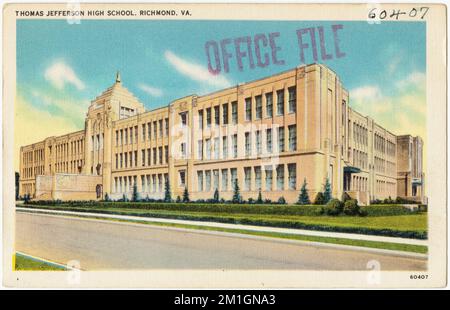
[368,7,429,20]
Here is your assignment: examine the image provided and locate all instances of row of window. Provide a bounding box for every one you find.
[195,164,297,192]
[374,133,395,156]
[22,149,44,168]
[196,125,297,160]
[353,149,368,170]
[22,166,44,179]
[113,173,169,194]
[352,175,368,192]
[55,160,83,174]
[115,118,169,146]
[376,179,396,196]
[353,122,368,146]
[115,146,169,169]
[197,87,297,129]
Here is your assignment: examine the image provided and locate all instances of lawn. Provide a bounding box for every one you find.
[18,203,427,239]
[14,253,66,271]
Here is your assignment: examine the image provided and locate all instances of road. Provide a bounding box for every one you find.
[15,212,427,271]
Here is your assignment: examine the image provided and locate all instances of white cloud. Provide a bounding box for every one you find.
[138,83,163,97]
[351,85,383,102]
[396,71,426,90]
[44,60,85,90]
[164,50,232,89]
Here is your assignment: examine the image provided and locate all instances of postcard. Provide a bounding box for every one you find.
[2,2,447,289]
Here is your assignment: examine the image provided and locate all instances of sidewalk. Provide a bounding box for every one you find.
[16,207,427,246]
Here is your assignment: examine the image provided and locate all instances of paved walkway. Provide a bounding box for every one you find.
[16,207,427,246]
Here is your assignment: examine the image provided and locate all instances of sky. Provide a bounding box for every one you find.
[15,20,426,170]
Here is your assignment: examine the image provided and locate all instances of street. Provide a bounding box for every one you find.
[15,212,427,271]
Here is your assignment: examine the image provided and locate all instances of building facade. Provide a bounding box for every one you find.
[19,64,425,204]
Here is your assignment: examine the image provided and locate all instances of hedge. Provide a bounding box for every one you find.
[24,200,420,217]
[20,204,426,239]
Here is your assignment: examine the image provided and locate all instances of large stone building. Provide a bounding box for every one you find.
[19,63,425,204]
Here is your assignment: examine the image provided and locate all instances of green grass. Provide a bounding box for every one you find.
[14,253,66,271]
[19,204,428,239]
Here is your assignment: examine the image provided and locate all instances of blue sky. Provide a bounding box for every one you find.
[15,20,426,169]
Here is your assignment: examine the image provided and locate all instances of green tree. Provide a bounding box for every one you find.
[132,183,139,202]
[182,187,190,203]
[164,179,172,202]
[213,188,220,202]
[232,180,241,204]
[323,178,332,204]
[256,190,263,204]
[297,178,311,205]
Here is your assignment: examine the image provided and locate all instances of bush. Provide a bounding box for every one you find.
[277,197,286,204]
[343,199,360,216]
[314,192,325,205]
[324,198,343,216]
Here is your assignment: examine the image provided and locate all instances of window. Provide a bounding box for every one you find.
[134,151,137,167]
[179,170,186,187]
[120,153,123,168]
[206,108,211,127]
[231,168,237,187]
[124,129,128,144]
[288,86,296,113]
[222,136,228,159]
[135,125,138,142]
[124,152,128,168]
[288,125,297,151]
[232,134,238,158]
[198,140,203,159]
[147,122,152,140]
[165,118,169,136]
[205,170,211,191]
[266,128,273,153]
[277,89,284,115]
[213,169,219,190]
[158,147,163,164]
[278,127,285,153]
[153,148,157,165]
[222,104,228,124]
[244,167,251,191]
[198,110,203,129]
[115,154,118,169]
[116,130,119,146]
[276,165,284,190]
[245,132,251,157]
[288,163,296,190]
[129,127,133,144]
[147,149,151,166]
[204,139,211,160]
[214,106,220,126]
[142,124,146,141]
[197,171,204,191]
[255,95,262,119]
[255,130,261,155]
[245,98,252,121]
[221,169,228,191]
[231,101,238,124]
[129,151,132,167]
[181,142,187,159]
[159,120,163,138]
[266,93,273,118]
[180,112,187,127]
[255,166,261,190]
[153,121,157,139]
[214,137,220,159]
[165,146,169,163]
[265,167,272,191]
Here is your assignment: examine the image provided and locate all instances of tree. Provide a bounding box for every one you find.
[323,178,332,204]
[256,190,263,204]
[314,192,325,205]
[297,178,311,205]
[164,179,172,202]
[182,187,190,203]
[232,180,241,204]
[213,188,220,202]
[132,183,139,202]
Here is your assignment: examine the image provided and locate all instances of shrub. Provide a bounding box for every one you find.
[325,198,343,216]
[277,197,286,204]
[213,188,220,202]
[257,190,263,204]
[176,196,181,203]
[232,181,242,204]
[164,180,172,202]
[323,178,332,203]
[343,199,360,216]
[314,192,325,205]
[182,187,190,203]
[132,184,139,202]
[297,178,311,205]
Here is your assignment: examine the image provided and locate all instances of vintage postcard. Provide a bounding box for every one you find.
[2,2,447,289]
